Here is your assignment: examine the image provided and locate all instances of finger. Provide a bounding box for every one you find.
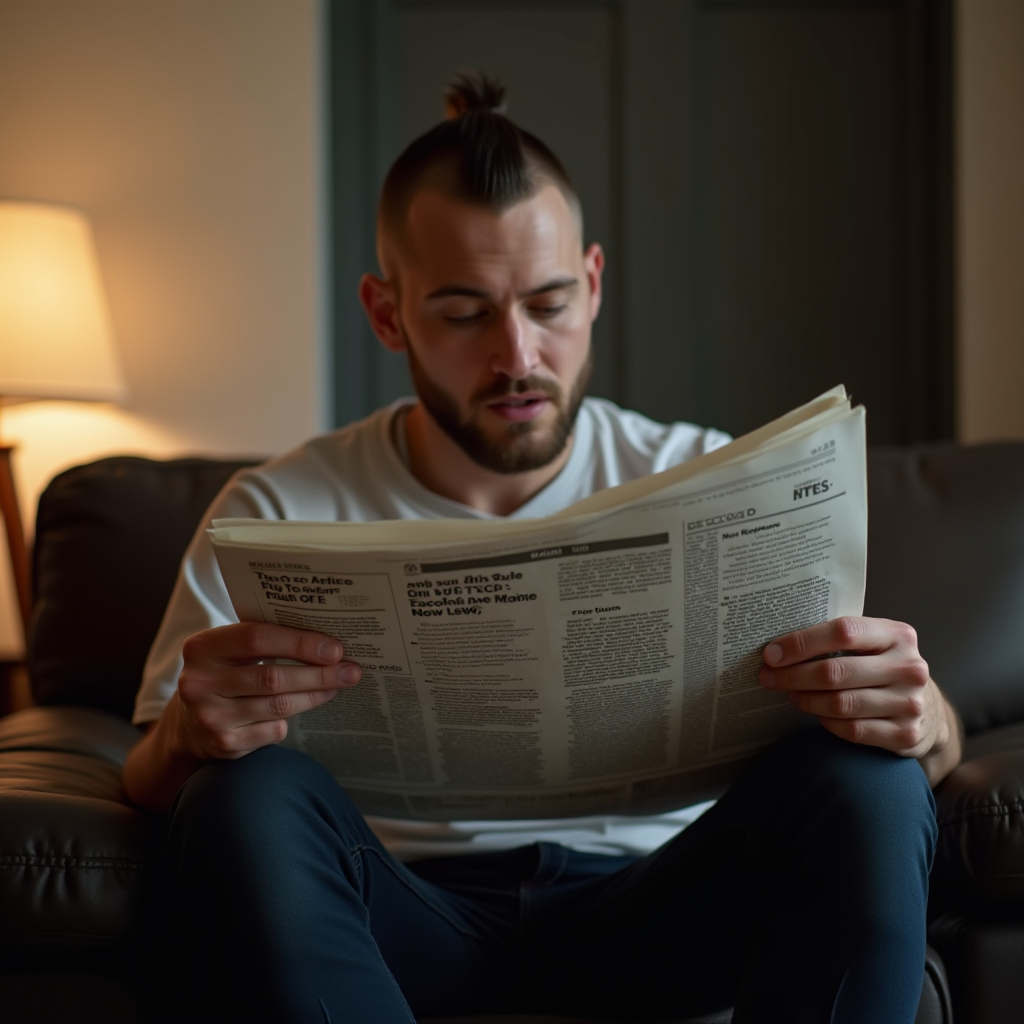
[815,715,932,758]
[785,681,913,721]
[223,683,342,727]
[214,657,360,699]
[763,617,915,667]
[184,621,347,668]
[181,684,342,757]
[200,718,292,759]
[760,650,904,692]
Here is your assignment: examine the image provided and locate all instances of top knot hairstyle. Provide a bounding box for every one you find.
[377,72,582,272]
[443,72,507,118]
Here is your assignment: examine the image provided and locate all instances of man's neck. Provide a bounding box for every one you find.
[403,403,573,517]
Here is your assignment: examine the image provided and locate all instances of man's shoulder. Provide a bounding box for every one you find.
[221,401,416,521]
[578,396,732,471]
[260,401,405,476]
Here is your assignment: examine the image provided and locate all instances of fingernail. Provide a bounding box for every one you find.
[338,663,360,685]
[319,641,341,661]
[764,643,783,666]
[761,670,776,688]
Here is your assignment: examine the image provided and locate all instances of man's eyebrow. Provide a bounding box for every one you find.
[523,277,578,298]
[425,284,490,300]
[424,277,579,301]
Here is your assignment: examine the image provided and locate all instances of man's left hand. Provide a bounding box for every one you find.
[759,616,962,785]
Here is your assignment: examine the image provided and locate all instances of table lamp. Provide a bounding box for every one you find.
[0,200,127,640]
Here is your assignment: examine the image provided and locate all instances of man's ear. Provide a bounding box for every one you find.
[358,273,406,353]
[583,243,605,323]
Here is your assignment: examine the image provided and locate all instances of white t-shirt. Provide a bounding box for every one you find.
[136,396,730,860]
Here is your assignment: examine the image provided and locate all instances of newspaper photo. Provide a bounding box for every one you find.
[210,386,867,821]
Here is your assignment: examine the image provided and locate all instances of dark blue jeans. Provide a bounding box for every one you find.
[166,726,936,1024]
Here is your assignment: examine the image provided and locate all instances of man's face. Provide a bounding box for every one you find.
[383,186,603,475]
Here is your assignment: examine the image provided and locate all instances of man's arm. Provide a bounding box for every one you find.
[123,622,360,813]
[759,616,963,787]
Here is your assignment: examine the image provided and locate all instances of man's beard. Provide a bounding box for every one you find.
[405,343,592,475]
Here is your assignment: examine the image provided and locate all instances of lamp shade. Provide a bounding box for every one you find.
[0,201,127,403]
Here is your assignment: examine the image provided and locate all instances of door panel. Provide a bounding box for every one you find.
[689,4,902,438]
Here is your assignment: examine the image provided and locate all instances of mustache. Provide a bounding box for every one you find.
[474,375,562,404]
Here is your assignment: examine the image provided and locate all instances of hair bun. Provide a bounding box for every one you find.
[444,72,507,119]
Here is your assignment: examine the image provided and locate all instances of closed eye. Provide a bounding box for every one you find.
[444,310,488,324]
[531,304,567,319]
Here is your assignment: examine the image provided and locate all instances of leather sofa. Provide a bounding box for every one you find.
[2,443,1024,1023]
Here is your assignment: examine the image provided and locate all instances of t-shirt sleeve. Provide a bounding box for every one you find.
[702,426,733,454]
[132,473,282,725]
[648,422,733,475]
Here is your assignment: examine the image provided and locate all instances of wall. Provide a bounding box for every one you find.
[956,0,1024,443]
[0,0,325,657]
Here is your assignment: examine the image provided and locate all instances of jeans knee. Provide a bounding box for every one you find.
[765,727,936,848]
[801,729,937,858]
[171,745,348,847]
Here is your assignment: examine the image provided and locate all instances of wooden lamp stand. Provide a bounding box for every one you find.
[0,444,31,636]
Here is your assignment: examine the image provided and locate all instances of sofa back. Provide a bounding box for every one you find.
[27,444,1024,735]
[864,442,1024,734]
[29,456,258,719]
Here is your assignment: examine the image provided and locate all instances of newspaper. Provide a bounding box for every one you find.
[210,386,867,821]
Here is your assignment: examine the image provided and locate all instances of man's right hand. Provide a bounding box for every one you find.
[174,622,361,761]
[123,622,360,812]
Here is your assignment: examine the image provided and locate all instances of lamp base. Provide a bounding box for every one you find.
[0,445,32,640]
[0,660,31,716]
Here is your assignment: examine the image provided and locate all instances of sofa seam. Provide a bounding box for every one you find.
[0,855,144,870]
[936,799,1024,826]
[0,927,134,941]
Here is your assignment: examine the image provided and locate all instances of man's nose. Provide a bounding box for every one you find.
[489,309,539,380]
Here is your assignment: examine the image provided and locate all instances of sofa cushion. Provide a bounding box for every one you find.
[29,456,259,719]
[928,913,1024,1024]
[416,944,951,1024]
[932,720,1024,912]
[864,443,1024,734]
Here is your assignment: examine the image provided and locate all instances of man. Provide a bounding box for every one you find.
[125,75,960,1023]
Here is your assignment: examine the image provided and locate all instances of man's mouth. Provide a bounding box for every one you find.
[487,391,552,422]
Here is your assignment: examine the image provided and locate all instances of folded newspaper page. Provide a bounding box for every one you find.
[210,386,867,821]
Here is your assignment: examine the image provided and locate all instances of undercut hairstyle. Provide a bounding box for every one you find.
[377,72,582,274]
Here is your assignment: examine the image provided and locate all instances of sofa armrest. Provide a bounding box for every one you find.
[0,706,162,958]
[931,721,1024,913]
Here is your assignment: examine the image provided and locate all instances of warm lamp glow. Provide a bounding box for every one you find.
[0,201,127,403]
[0,200,128,652]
